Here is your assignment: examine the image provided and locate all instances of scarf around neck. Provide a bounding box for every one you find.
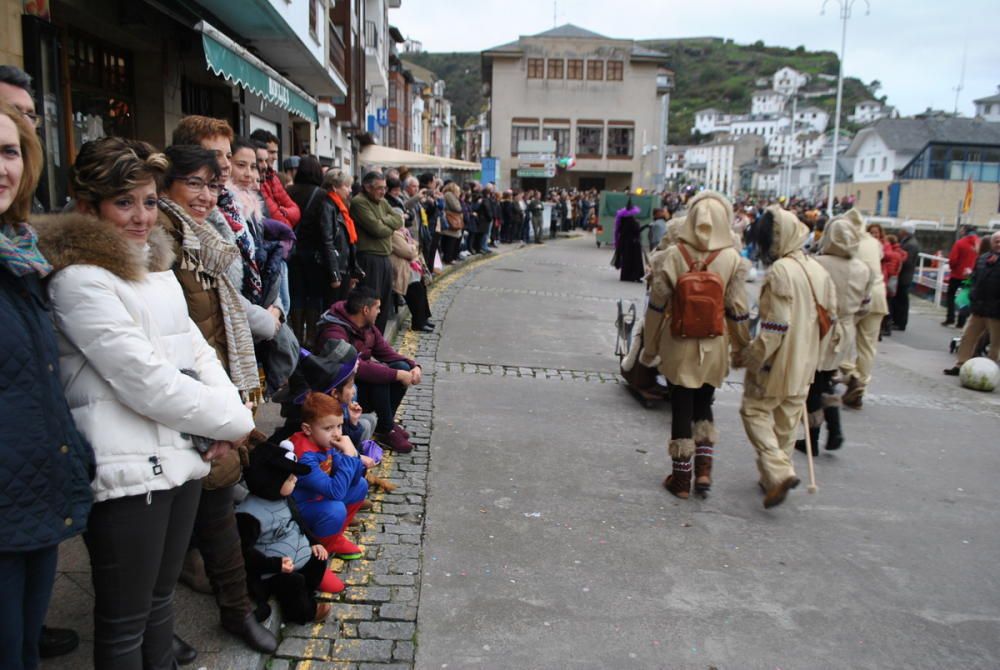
[329,191,358,244]
[158,197,260,394]
[0,221,53,277]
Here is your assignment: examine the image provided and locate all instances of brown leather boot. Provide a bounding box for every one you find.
[663,458,692,499]
[842,376,864,409]
[692,421,718,495]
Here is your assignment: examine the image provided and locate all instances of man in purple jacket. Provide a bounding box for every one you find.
[316,287,420,452]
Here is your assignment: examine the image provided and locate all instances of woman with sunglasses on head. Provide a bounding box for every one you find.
[32,136,254,669]
[0,101,94,670]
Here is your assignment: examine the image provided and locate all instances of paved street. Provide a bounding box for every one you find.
[416,235,1000,670]
[40,235,1000,670]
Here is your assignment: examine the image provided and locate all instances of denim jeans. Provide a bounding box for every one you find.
[0,545,59,670]
[358,360,412,434]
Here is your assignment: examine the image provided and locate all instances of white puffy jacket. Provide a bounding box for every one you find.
[35,214,255,502]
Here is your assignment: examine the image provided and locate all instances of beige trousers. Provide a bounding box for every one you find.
[740,393,806,490]
[841,311,882,388]
[956,315,1000,364]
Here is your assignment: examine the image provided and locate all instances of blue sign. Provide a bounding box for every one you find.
[376,108,389,127]
[367,114,376,133]
[480,157,498,186]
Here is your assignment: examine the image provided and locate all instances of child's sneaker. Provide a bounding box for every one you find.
[375,426,413,453]
[318,569,345,594]
[328,534,364,559]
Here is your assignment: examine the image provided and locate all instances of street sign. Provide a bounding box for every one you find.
[376,108,389,127]
[481,157,498,185]
[517,166,556,178]
[518,153,556,163]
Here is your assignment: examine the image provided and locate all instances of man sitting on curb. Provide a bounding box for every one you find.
[316,287,420,453]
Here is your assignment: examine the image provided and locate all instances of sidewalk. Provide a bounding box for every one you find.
[39,237,533,670]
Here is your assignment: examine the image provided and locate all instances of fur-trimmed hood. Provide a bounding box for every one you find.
[33,212,176,280]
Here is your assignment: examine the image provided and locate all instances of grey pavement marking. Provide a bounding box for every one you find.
[464,283,624,303]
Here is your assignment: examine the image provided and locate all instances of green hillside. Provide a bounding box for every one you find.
[407,37,882,144]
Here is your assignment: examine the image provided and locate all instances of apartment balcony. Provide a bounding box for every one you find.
[328,20,346,82]
[364,19,388,92]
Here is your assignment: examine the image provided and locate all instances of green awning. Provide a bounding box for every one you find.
[201,32,318,124]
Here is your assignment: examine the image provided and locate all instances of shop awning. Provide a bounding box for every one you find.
[360,144,481,171]
[196,22,319,124]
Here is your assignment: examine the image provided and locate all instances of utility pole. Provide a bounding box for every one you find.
[822,0,869,218]
[953,42,967,115]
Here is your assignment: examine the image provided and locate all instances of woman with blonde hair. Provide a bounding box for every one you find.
[34,136,255,668]
[0,101,95,670]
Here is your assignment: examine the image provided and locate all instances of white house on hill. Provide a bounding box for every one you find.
[772,66,809,95]
[751,90,787,115]
[974,87,1000,122]
[849,100,895,125]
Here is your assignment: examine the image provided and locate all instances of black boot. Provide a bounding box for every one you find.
[173,634,198,666]
[39,626,79,659]
[795,426,820,457]
[223,613,278,654]
[824,406,844,450]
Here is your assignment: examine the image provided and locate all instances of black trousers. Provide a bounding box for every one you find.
[440,235,461,264]
[356,253,394,333]
[192,485,253,629]
[891,286,911,330]
[259,555,326,625]
[0,545,58,670]
[423,232,440,271]
[85,478,201,670]
[358,360,412,434]
[405,281,432,330]
[669,383,715,440]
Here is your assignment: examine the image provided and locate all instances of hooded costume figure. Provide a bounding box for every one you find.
[838,208,889,408]
[796,217,875,455]
[235,441,342,622]
[614,202,645,282]
[639,192,751,498]
[738,206,837,508]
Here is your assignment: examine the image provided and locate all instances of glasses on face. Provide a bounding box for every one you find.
[179,176,223,195]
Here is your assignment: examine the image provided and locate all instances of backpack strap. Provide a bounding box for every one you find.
[678,241,722,271]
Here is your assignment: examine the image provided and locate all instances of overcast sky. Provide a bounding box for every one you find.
[389,0,999,117]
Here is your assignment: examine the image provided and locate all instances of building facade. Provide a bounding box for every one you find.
[482,24,669,191]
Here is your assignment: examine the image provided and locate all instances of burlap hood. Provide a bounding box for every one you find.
[767,205,810,258]
[819,216,860,259]
[677,191,734,252]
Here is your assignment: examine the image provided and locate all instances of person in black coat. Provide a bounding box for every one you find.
[892,222,921,331]
[0,102,94,670]
[945,231,1000,373]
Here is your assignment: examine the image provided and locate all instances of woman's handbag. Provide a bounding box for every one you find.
[445,209,464,231]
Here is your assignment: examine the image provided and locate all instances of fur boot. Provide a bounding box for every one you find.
[823,394,844,450]
[692,421,719,495]
[842,376,864,409]
[795,410,823,456]
[664,439,695,499]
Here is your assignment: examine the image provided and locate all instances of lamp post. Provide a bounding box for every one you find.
[822,0,869,218]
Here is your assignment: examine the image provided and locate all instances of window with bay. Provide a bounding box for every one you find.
[511,124,540,154]
[586,60,604,81]
[567,59,583,80]
[577,125,603,157]
[547,59,564,79]
[527,59,544,79]
[607,125,634,158]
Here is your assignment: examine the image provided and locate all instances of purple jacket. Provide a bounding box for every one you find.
[316,301,417,385]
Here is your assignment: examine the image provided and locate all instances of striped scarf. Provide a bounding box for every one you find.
[157,197,260,395]
[0,221,52,277]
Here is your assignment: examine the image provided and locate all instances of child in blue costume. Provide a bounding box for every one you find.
[286,392,371,560]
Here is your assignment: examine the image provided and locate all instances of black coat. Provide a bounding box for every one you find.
[898,234,920,287]
[970,251,1000,319]
[289,185,348,282]
[0,268,94,551]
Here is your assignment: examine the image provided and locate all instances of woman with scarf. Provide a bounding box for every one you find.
[36,136,255,669]
[0,101,94,670]
[156,144,278,654]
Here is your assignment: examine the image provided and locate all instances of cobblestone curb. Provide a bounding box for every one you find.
[270,249,515,669]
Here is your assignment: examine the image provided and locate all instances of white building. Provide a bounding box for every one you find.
[848,100,895,125]
[693,108,732,135]
[663,144,692,185]
[843,119,930,183]
[684,134,764,197]
[751,90,787,115]
[795,106,829,134]
[730,114,787,140]
[772,66,809,95]
[974,87,1000,122]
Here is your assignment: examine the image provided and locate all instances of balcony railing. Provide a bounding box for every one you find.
[328,20,346,78]
[364,20,378,53]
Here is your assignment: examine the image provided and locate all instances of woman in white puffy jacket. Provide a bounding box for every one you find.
[35,137,254,670]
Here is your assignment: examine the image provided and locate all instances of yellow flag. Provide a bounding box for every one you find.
[961,178,973,214]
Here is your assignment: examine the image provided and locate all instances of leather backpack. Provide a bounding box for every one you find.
[670,242,725,339]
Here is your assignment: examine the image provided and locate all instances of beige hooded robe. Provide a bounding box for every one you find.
[743,206,837,398]
[640,192,750,389]
[815,216,875,372]
[843,208,889,316]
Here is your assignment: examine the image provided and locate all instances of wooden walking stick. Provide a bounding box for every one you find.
[802,403,818,494]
